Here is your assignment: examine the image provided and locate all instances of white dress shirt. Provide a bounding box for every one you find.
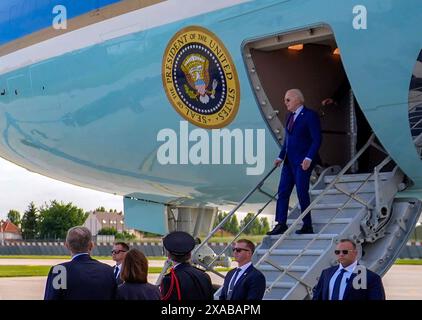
[228,261,252,289]
[329,260,358,300]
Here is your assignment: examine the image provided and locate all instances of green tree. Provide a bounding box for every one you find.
[227,214,240,234]
[21,202,39,239]
[240,212,261,235]
[116,231,136,240]
[7,209,21,227]
[259,217,270,234]
[98,227,118,235]
[212,212,240,235]
[38,201,88,239]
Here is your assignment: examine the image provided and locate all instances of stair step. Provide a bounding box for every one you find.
[312,202,366,209]
[266,281,295,289]
[257,249,324,256]
[287,218,353,224]
[324,172,391,184]
[310,188,374,196]
[267,233,338,240]
[259,265,309,272]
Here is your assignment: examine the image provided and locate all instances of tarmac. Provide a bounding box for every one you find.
[0,259,420,300]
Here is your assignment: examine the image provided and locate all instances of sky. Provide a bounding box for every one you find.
[0,157,123,219]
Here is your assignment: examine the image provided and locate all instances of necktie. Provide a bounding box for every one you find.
[227,268,241,300]
[287,112,295,132]
[331,269,347,300]
[114,266,119,279]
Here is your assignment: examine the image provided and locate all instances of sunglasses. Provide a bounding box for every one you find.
[232,248,250,253]
[334,249,354,255]
[111,250,127,254]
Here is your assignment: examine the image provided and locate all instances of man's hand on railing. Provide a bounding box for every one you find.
[274,158,283,167]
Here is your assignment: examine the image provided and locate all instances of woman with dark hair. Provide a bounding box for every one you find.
[116,248,160,300]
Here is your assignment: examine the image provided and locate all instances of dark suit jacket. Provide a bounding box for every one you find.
[312,265,385,300]
[219,264,266,300]
[161,263,213,300]
[279,107,321,166]
[44,254,117,300]
[116,282,161,300]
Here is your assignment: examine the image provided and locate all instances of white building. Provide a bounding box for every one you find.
[83,211,125,236]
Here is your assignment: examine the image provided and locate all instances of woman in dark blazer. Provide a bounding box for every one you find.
[116,248,161,300]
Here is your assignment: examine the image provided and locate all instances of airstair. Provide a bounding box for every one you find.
[194,134,422,300]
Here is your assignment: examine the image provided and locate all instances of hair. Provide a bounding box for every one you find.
[120,248,148,283]
[288,88,305,104]
[66,226,92,254]
[236,239,255,253]
[169,252,191,264]
[339,239,357,249]
[114,242,129,251]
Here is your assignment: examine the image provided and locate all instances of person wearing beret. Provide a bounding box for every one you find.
[160,231,214,300]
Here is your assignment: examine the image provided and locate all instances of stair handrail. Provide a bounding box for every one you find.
[191,165,278,270]
[258,133,404,297]
[255,133,376,268]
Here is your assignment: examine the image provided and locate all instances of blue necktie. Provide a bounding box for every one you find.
[114,266,119,279]
[227,268,241,300]
[287,112,295,132]
[331,269,347,300]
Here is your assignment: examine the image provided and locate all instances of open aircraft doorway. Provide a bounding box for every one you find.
[243,25,379,174]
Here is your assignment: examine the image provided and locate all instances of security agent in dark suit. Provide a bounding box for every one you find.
[160,231,214,300]
[267,89,322,235]
[220,239,266,300]
[312,239,385,300]
[44,226,117,300]
[111,242,129,285]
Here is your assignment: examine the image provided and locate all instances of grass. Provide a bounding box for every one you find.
[394,259,422,265]
[0,265,230,277]
[0,259,420,277]
[204,235,265,243]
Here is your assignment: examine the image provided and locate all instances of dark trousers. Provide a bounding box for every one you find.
[275,159,313,227]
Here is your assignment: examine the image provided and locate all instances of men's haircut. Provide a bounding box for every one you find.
[120,249,148,283]
[114,242,129,251]
[289,88,305,103]
[339,239,357,249]
[237,239,255,253]
[169,252,191,264]
[66,226,92,253]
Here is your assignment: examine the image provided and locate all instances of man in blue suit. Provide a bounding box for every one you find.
[312,239,385,300]
[44,226,116,300]
[219,239,266,300]
[267,89,322,235]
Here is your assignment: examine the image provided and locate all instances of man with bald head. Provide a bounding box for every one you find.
[44,226,116,300]
[267,89,321,235]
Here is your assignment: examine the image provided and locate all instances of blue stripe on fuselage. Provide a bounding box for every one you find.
[0,0,123,46]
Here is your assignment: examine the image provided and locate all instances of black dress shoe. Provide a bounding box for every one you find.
[295,225,314,234]
[266,224,288,235]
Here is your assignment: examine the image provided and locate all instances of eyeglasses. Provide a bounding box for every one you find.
[111,250,127,254]
[232,248,251,253]
[334,249,354,255]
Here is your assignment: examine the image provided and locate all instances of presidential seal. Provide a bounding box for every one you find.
[163,26,240,129]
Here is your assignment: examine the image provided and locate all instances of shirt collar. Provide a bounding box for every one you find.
[238,261,252,272]
[338,260,358,273]
[71,252,89,260]
[294,105,304,115]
